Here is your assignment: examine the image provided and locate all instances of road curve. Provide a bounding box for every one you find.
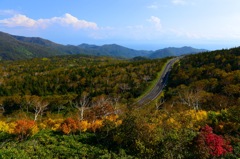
[133,57,180,107]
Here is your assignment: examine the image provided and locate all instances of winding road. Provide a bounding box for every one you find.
[134,57,181,107]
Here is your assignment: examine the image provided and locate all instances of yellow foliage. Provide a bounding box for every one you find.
[39,123,47,129]
[52,123,61,131]
[8,122,16,134]
[0,121,9,132]
[105,115,119,122]
[78,120,89,132]
[185,110,207,122]
[179,110,208,129]
[90,120,103,132]
[31,125,39,135]
[43,118,64,131]
[185,110,208,121]
[115,120,122,126]
[156,110,208,131]
[166,117,181,129]
[105,115,122,127]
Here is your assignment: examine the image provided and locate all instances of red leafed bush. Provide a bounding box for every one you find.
[59,118,78,135]
[13,119,35,140]
[196,125,233,158]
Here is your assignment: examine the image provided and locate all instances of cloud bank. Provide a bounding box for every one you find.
[0,13,98,30]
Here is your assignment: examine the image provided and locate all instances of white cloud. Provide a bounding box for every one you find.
[172,0,187,5]
[0,14,36,27]
[51,13,98,29]
[148,16,162,31]
[0,13,98,29]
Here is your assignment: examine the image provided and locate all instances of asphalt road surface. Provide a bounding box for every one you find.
[134,57,180,107]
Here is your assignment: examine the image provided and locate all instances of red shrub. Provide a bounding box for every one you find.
[196,125,233,157]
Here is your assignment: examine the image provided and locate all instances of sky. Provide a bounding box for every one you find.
[1,0,240,50]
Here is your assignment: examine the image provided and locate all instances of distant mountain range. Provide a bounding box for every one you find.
[149,47,207,59]
[0,31,207,60]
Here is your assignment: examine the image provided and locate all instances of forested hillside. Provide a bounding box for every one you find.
[166,47,239,110]
[13,35,151,58]
[0,32,65,60]
[0,48,239,158]
[0,31,207,60]
[0,55,168,114]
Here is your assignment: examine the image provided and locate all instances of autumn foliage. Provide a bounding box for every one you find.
[12,119,37,140]
[57,115,121,135]
[0,50,239,158]
[196,125,233,158]
[59,118,79,135]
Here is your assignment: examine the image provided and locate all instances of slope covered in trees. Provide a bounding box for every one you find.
[0,32,66,60]
[0,48,239,158]
[0,55,168,115]
[166,47,239,110]
[0,31,207,60]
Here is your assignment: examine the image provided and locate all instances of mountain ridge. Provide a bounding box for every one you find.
[149,46,207,59]
[0,31,207,60]
[0,31,66,60]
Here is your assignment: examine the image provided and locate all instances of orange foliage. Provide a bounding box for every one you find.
[13,119,36,140]
[59,118,78,134]
[0,114,123,137]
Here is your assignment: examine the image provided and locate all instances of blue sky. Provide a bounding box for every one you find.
[1,0,240,50]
